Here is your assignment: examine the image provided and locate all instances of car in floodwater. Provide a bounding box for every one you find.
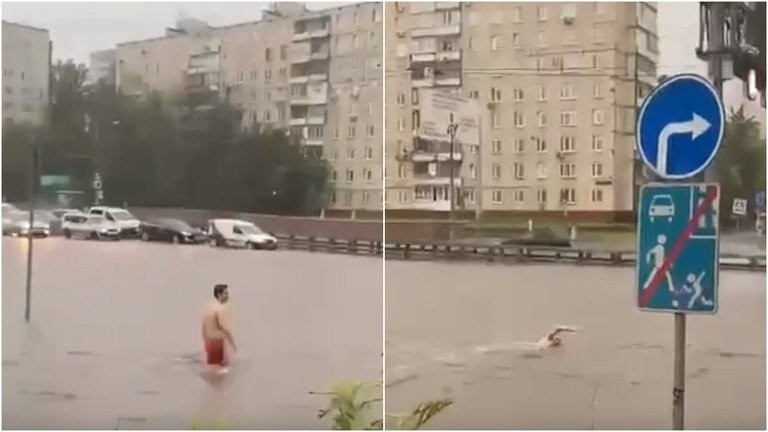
[62,213,121,240]
[139,218,209,244]
[2,210,52,237]
[87,206,141,238]
[207,219,278,250]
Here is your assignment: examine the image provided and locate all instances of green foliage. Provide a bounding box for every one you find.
[716,105,766,224]
[312,380,451,430]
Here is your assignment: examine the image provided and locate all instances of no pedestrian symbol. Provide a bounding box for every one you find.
[637,183,720,314]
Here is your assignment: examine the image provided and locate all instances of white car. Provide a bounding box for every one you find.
[62,213,121,240]
[87,206,141,238]
[207,219,278,250]
[3,210,51,237]
[649,195,675,222]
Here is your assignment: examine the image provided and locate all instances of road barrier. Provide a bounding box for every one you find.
[384,241,766,272]
[276,234,383,256]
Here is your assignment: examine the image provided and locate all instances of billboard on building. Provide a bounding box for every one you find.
[417,89,480,146]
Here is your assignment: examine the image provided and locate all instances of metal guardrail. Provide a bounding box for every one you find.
[385,242,766,272]
[276,234,383,256]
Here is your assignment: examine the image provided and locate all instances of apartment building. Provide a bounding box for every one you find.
[385,2,658,215]
[106,3,382,211]
[2,21,51,126]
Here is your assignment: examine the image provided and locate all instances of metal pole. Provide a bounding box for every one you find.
[24,144,37,322]
[447,114,458,241]
[672,312,686,430]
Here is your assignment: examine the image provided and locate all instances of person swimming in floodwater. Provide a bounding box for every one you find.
[537,326,578,348]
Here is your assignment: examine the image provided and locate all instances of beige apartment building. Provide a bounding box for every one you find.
[385,2,658,216]
[106,2,383,211]
[2,21,51,126]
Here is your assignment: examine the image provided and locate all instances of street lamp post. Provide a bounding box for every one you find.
[25,141,39,322]
[447,113,459,242]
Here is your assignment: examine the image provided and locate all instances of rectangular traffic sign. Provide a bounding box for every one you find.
[637,183,720,314]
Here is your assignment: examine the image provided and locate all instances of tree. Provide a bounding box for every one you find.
[716,105,766,225]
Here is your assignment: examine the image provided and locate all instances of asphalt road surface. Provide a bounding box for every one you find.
[386,261,765,430]
[2,237,382,429]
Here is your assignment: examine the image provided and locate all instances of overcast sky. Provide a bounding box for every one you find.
[2,2,349,64]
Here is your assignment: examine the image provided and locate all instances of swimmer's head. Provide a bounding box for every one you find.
[686,274,696,283]
[214,284,229,303]
[657,234,667,244]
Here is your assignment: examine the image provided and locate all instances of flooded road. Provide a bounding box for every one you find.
[386,261,765,429]
[2,238,382,429]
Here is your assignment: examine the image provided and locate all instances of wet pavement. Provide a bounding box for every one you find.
[386,261,766,429]
[2,237,382,429]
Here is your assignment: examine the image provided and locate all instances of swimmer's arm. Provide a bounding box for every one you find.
[216,308,237,351]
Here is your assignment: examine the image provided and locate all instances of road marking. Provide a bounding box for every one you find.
[639,185,718,308]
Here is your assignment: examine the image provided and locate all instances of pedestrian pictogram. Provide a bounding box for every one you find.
[637,183,720,314]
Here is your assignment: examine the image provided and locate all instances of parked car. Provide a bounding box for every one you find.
[87,206,141,238]
[207,219,278,250]
[2,203,21,214]
[62,212,121,240]
[2,210,51,237]
[139,218,208,244]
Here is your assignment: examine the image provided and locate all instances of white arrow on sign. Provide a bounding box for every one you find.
[656,112,712,176]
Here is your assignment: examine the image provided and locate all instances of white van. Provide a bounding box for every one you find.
[87,206,141,238]
[207,219,278,250]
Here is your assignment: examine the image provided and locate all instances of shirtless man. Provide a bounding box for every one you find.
[538,326,577,348]
[202,284,237,374]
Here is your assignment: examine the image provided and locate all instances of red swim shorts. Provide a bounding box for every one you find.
[204,339,226,366]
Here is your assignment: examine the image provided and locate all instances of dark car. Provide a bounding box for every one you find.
[139,218,208,244]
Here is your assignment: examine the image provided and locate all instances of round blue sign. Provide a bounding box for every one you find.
[636,74,725,180]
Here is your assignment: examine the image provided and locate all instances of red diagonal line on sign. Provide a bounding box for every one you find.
[639,185,718,308]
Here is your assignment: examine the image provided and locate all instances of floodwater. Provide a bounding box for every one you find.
[2,238,382,429]
[386,261,766,430]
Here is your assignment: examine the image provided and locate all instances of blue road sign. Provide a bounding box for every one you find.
[755,192,766,213]
[637,74,726,180]
[637,183,720,314]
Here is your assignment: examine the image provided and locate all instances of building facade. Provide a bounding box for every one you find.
[385,2,658,215]
[87,49,116,86]
[2,21,51,126]
[104,3,383,211]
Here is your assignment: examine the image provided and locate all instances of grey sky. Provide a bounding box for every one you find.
[2,2,349,64]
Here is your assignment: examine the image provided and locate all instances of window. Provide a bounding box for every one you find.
[265,48,272,62]
[411,88,419,104]
[592,54,600,69]
[537,86,547,101]
[280,45,288,60]
[591,188,604,202]
[537,189,547,204]
[330,147,338,159]
[349,125,357,138]
[466,189,476,204]
[535,137,547,152]
[467,36,474,51]
[513,88,524,101]
[514,190,525,203]
[513,111,524,128]
[344,192,352,206]
[469,90,479,99]
[265,69,272,83]
[592,162,604,177]
[592,109,604,125]
[469,163,478,179]
[353,34,359,48]
[560,111,576,127]
[333,126,339,139]
[537,111,547,127]
[511,33,520,46]
[372,7,378,22]
[593,83,603,99]
[490,87,502,102]
[538,5,548,21]
[512,6,522,22]
[492,163,502,180]
[469,144,479,154]
[593,27,603,44]
[346,170,355,182]
[399,190,408,203]
[331,170,338,181]
[592,135,604,152]
[365,147,373,159]
[347,147,356,159]
[397,93,406,105]
[560,135,576,152]
[398,163,406,178]
[4,86,12,95]
[492,111,501,128]
[367,125,375,137]
[362,191,371,205]
[368,103,374,115]
[513,163,525,179]
[560,83,574,100]
[515,139,525,153]
[537,163,547,179]
[492,190,503,204]
[491,35,501,51]
[559,163,576,178]
[398,117,405,132]
[537,32,547,48]
[492,139,503,154]
[365,168,373,181]
[561,188,576,204]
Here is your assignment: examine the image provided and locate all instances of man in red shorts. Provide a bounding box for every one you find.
[201,284,237,374]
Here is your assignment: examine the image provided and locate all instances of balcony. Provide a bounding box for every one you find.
[412,77,436,88]
[290,82,328,106]
[412,25,461,38]
[436,76,461,86]
[304,138,324,146]
[289,118,307,127]
[435,2,460,10]
[292,27,330,42]
[291,72,328,84]
[412,175,463,186]
[411,151,462,162]
[290,49,329,64]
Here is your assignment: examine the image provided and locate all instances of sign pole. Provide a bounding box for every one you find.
[673,312,686,429]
